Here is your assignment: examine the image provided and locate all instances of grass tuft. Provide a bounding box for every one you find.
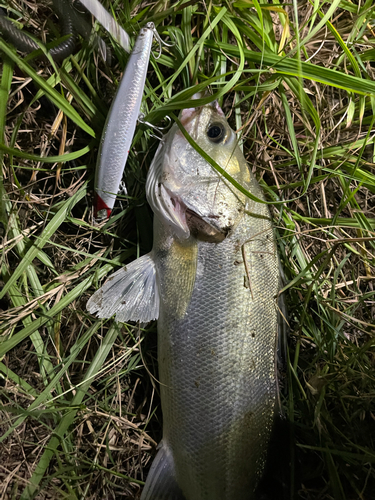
[0,1,374,498]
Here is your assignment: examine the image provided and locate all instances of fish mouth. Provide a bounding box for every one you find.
[160,184,232,242]
[180,93,224,128]
[185,207,229,243]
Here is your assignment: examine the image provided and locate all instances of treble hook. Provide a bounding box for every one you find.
[147,23,174,59]
[138,113,171,141]
[117,180,128,210]
[118,180,128,196]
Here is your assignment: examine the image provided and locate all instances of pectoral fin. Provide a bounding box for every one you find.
[141,442,186,500]
[87,253,159,323]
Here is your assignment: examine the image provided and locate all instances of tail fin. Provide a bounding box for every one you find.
[141,442,186,500]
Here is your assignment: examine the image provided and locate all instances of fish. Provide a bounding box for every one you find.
[87,98,281,499]
[94,22,154,220]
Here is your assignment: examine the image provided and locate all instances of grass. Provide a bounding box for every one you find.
[0,0,374,498]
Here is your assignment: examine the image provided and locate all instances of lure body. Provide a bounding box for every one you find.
[94,23,154,219]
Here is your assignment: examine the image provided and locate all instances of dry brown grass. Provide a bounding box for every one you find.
[0,1,375,499]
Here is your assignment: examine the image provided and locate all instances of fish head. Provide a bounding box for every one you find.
[146,99,253,242]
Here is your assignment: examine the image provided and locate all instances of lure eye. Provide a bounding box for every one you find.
[207,123,225,143]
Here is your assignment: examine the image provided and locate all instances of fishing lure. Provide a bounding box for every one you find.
[94,22,156,220]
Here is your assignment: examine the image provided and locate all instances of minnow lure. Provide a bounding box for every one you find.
[93,23,155,220]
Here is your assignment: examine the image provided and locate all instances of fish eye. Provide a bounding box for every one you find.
[207,123,225,143]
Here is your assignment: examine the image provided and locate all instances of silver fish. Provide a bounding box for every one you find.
[87,99,281,499]
[94,22,154,219]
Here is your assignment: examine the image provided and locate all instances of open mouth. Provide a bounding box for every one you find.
[185,207,230,243]
[161,183,232,243]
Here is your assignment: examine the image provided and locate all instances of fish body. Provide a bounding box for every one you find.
[94,23,154,219]
[87,100,280,499]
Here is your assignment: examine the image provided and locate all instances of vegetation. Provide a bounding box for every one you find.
[0,0,374,498]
